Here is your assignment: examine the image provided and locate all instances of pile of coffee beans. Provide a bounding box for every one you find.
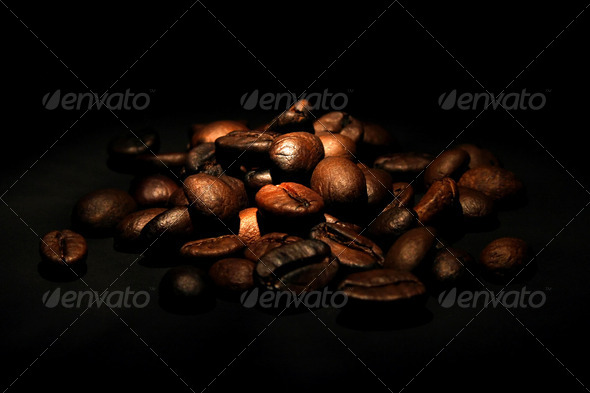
[39,100,530,312]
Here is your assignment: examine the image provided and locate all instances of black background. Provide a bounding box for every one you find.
[1,1,590,392]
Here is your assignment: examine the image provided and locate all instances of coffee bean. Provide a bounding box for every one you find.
[108,128,160,159]
[311,157,367,212]
[183,174,242,220]
[180,235,245,262]
[191,120,249,146]
[39,230,87,266]
[384,226,438,271]
[255,239,338,292]
[457,144,500,169]
[374,152,434,182]
[159,265,210,305]
[269,132,324,177]
[479,237,529,278]
[361,122,395,149]
[72,188,137,235]
[358,164,393,210]
[458,186,494,219]
[185,143,218,175]
[309,222,384,270]
[323,213,363,233]
[313,112,364,143]
[169,188,189,207]
[135,152,188,173]
[244,232,303,262]
[215,130,279,167]
[114,208,167,252]
[209,258,255,292]
[317,132,356,159]
[459,166,523,201]
[383,182,414,211]
[338,269,426,302]
[266,99,314,133]
[255,182,324,219]
[130,174,179,207]
[424,148,470,187]
[238,207,262,245]
[141,206,195,246]
[368,207,415,245]
[431,247,473,286]
[413,178,459,223]
[244,169,274,190]
[219,175,249,211]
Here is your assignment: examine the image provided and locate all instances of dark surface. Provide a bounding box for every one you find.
[2,1,590,393]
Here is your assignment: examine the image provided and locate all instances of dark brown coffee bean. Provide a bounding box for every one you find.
[185,143,218,175]
[244,232,303,262]
[244,169,274,190]
[313,112,364,143]
[309,222,384,270]
[255,239,338,292]
[338,269,426,302]
[384,226,437,271]
[180,235,245,262]
[209,258,255,292]
[358,164,393,209]
[266,99,314,133]
[323,213,363,233]
[183,174,242,220]
[368,207,415,244]
[383,182,414,211]
[431,247,473,285]
[317,132,356,160]
[114,208,167,252]
[374,152,434,181]
[424,148,470,187]
[159,265,209,305]
[414,178,459,223]
[479,237,529,278]
[457,144,500,169]
[459,166,523,201]
[108,128,160,159]
[191,120,249,146]
[311,157,367,211]
[130,174,179,207]
[269,132,324,176]
[40,230,87,266]
[169,188,189,207]
[219,175,249,211]
[141,206,195,246]
[255,182,324,219]
[72,188,137,235]
[215,130,279,167]
[361,122,395,149]
[238,207,261,245]
[458,186,494,219]
[135,152,188,172]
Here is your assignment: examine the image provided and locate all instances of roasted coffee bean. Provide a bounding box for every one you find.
[209,258,255,292]
[458,186,494,219]
[368,207,415,244]
[183,174,242,220]
[360,122,395,150]
[384,226,438,271]
[358,164,393,209]
[413,178,459,223]
[219,175,249,210]
[180,235,245,262]
[338,269,426,302]
[479,237,529,278]
[431,247,473,285]
[323,214,363,233]
[141,206,195,246]
[244,232,303,262]
[266,99,314,133]
[130,174,179,207]
[309,222,384,270]
[238,207,261,245]
[169,188,189,207]
[114,208,167,252]
[383,182,414,211]
[255,239,338,292]
[215,130,279,167]
[244,169,274,190]
[313,112,364,143]
[185,143,217,175]
[459,166,523,201]
[40,230,87,266]
[311,157,367,211]
[108,128,160,159]
[374,152,434,182]
[317,132,356,160]
[269,132,324,177]
[255,183,324,219]
[159,265,209,305]
[135,152,188,172]
[424,148,470,187]
[457,144,500,169]
[72,188,137,235]
[190,120,248,146]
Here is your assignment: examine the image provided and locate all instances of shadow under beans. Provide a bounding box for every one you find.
[336,302,433,331]
[495,191,529,211]
[38,262,87,282]
[479,260,538,287]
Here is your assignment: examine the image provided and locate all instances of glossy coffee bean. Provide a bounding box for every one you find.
[130,174,179,207]
[141,207,195,246]
[479,237,529,278]
[255,239,338,292]
[384,226,438,271]
[185,143,217,175]
[361,122,395,150]
[338,269,426,302]
[244,169,273,190]
[368,207,415,245]
[457,144,500,169]
[190,120,248,146]
[114,208,167,252]
[269,132,324,177]
[108,128,160,159]
[313,112,364,143]
[238,207,261,245]
[215,130,279,167]
[311,157,367,211]
[255,182,324,219]
[159,265,209,305]
[323,213,363,233]
[358,164,393,209]
[317,132,356,160]
[431,247,473,286]
[209,258,255,292]
[244,232,303,262]
[180,235,245,262]
[459,166,523,201]
[266,99,314,133]
[183,174,242,220]
[135,152,188,172]
[40,230,87,266]
[72,188,137,235]
[169,188,189,207]
[383,182,414,211]
[219,175,249,211]
[309,222,384,270]
[374,152,433,182]
[424,148,470,187]
[458,186,494,219]
[413,178,459,223]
